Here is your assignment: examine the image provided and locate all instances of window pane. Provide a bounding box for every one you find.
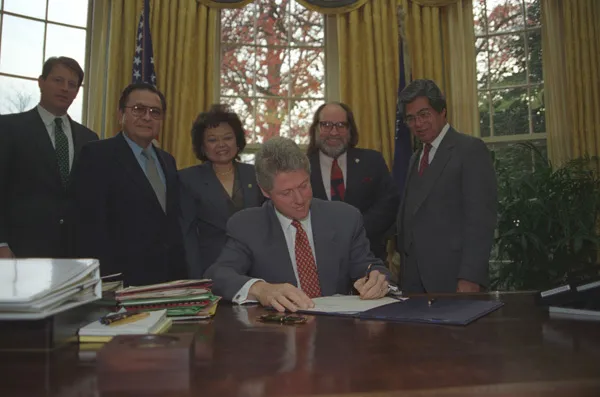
[221,96,255,142]
[290,99,318,144]
[489,33,526,88]
[256,0,289,47]
[255,98,287,142]
[221,5,255,44]
[473,0,488,35]
[45,24,87,70]
[530,84,545,133]
[289,48,324,98]
[486,0,524,34]
[221,45,256,97]
[0,16,45,78]
[475,37,489,89]
[4,0,47,19]
[527,29,543,83]
[491,87,529,136]
[478,91,491,137]
[47,0,89,27]
[239,152,256,164]
[0,76,40,115]
[69,86,84,123]
[256,46,289,98]
[525,0,541,27]
[289,0,324,47]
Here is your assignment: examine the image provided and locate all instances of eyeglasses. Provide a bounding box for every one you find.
[404,109,432,126]
[125,105,164,120]
[319,121,349,132]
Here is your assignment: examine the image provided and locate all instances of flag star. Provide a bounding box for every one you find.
[138,33,143,40]
[133,70,141,79]
[150,57,154,64]
[135,45,142,53]
[134,57,141,66]
[151,75,156,82]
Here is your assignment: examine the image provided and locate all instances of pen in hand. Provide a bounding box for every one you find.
[428,298,437,307]
[365,263,373,282]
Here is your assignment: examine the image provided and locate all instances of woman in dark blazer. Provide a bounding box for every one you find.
[179,105,264,278]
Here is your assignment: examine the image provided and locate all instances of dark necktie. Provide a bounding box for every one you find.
[141,148,166,212]
[54,118,69,187]
[418,143,432,176]
[291,220,321,298]
[330,158,345,201]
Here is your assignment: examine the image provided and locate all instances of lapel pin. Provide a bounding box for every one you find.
[355,158,360,163]
[248,184,253,188]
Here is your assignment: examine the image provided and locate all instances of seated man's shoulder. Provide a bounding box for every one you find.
[313,198,361,219]
[227,204,267,228]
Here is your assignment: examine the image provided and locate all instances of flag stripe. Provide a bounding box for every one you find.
[132,0,156,86]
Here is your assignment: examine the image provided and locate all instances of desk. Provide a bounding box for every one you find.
[1,292,600,397]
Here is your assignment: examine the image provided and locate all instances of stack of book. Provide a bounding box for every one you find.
[115,280,220,321]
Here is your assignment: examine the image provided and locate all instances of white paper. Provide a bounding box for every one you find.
[303,295,407,314]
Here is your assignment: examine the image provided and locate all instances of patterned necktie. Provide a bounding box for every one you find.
[54,118,69,187]
[330,158,345,201]
[141,148,166,212]
[291,220,321,298]
[418,143,432,176]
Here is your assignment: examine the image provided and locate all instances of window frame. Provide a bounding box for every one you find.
[0,0,91,124]
[216,4,338,162]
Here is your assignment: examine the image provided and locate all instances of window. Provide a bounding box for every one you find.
[474,0,544,141]
[220,0,326,163]
[0,0,89,122]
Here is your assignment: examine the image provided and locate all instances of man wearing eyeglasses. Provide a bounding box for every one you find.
[71,82,186,286]
[306,102,400,263]
[0,56,98,259]
[397,79,497,294]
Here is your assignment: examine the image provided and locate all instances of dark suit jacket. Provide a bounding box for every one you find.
[309,147,400,260]
[205,198,390,301]
[0,108,98,257]
[179,162,264,278]
[397,128,498,292]
[71,133,186,286]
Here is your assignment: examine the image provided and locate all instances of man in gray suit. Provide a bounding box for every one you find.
[397,79,497,293]
[0,56,98,258]
[206,137,391,312]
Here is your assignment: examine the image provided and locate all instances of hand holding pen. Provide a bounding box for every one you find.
[354,264,388,300]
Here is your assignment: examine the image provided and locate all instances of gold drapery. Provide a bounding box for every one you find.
[542,0,600,169]
[337,0,400,167]
[196,0,369,14]
[87,0,217,169]
[402,0,478,135]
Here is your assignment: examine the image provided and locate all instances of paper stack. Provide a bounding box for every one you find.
[115,280,220,321]
[79,309,172,343]
[0,258,101,320]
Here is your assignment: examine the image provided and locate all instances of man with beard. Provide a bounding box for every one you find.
[306,102,400,262]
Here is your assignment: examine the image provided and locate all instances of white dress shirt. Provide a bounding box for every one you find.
[37,104,74,169]
[232,209,317,304]
[319,151,347,200]
[418,123,450,166]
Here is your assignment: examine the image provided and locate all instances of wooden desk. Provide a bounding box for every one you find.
[1,292,600,397]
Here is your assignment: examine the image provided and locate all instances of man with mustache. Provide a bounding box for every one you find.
[0,56,98,259]
[206,137,391,313]
[306,102,400,262]
[71,83,186,286]
[397,79,497,293]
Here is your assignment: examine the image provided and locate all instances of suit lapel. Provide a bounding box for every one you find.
[266,202,298,284]
[114,133,164,212]
[238,163,259,208]
[199,162,230,223]
[28,109,62,187]
[70,118,86,169]
[310,200,338,296]
[410,129,457,216]
[309,152,328,200]
[155,147,177,214]
[344,148,361,203]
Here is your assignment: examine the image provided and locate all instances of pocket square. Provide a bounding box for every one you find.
[362,177,373,183]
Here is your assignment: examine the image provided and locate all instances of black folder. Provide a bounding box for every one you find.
[358,297,504,326]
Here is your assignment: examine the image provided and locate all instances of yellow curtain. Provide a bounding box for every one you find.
[87,0,217,169]
[542,0,600,168]
[337,0,400,167]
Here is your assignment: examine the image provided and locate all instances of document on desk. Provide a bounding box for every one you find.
[301,295,407,315]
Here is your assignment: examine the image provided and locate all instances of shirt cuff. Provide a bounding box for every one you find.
[233,278,264,304]
[0,243,9,248]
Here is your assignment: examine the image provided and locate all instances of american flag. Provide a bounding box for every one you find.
[132,0,156,85]
[392,15,413,195]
